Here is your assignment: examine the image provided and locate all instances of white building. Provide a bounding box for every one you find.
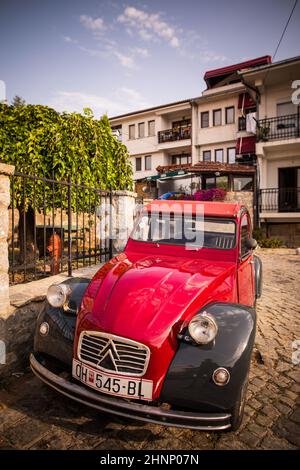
[110,55,300,243]
[240,56,300,245]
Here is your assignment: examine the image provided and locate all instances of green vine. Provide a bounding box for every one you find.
[0,103,133,211]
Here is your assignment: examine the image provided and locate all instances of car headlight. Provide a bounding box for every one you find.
[188,312,218,344]
[46,283,71,308]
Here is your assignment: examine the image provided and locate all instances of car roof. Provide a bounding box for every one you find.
[145,200,245,218]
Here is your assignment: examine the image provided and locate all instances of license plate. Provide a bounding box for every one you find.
[72,359,153,401]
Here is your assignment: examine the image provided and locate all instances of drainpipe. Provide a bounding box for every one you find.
[189,99,196,164]
[240,77,261,228]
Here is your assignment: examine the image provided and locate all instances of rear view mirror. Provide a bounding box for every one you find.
[246,238,258,250]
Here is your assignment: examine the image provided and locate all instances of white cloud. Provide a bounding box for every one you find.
[113,50,136,69]
[139,29,152,41]
[80,14,105,31]
[78,45,104,58]
[132,47,149,58]
[198,51,228,63]
[63,36,78,44]
[117,6,180,48]
[48,88,151,118]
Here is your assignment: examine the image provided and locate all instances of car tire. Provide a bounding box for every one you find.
[230,377,248,431]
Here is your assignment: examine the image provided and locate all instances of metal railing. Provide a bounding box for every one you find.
[158,127,191,143]
[259,188,300,212]
[9,172,113,284]
[257,112,300,141]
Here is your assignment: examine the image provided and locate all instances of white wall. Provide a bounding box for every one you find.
[261,157,300,188]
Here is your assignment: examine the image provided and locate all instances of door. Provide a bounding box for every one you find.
[278,168,298,212]
[276,102,298,139]
[237,213,255,306]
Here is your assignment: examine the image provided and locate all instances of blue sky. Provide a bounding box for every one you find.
[1,0,299,117]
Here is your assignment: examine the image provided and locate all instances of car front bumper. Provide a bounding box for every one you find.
[30,353,231,431]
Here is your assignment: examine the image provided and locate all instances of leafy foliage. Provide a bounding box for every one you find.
[0,103,133,211]
[12,95,26,107]
[252,227,284,248]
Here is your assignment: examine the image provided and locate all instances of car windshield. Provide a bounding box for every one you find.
[131,212,236,250]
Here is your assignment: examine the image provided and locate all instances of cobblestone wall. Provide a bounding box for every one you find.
[0,163,14,318]
[225,191,254,221]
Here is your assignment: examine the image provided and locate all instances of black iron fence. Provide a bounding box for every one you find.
[158,126,191,143]
[257,112,300,141]
[259,188,300,212]
[9,172,113,284]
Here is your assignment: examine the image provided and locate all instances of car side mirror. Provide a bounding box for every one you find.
[246,238,257,250]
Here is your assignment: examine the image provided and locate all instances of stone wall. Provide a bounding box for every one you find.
[225,191,254,221]
[0,163,14,318]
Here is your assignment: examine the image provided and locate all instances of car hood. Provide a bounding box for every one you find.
[76,252,237,398]
[79,252,236,346]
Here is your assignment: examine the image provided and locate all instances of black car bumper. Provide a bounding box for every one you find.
[30,353,231,431]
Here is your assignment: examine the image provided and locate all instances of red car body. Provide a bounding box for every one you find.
[31,201,262,431]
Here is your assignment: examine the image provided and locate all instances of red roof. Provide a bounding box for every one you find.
[156,161,256,174]
[204,56,272,88]
[145,200,244,218]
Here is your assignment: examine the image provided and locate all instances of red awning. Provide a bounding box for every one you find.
[238,92,256,110]
[204,55,272,88]
[236,136,256,155]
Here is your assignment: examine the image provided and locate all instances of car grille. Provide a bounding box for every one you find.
[78,331,150,377]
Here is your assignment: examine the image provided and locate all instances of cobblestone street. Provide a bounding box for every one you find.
[0,249,299,450]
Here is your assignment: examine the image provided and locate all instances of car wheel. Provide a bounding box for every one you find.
[230,377,248,431]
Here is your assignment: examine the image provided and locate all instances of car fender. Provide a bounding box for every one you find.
[160,302,256,413]
[34,278,90,366]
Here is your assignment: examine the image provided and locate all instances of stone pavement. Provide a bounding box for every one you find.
[0,249,299,450]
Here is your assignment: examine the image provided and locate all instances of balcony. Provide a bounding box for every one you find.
[158,126,191,144]
[259,188,300,213]
[257,113,300,142]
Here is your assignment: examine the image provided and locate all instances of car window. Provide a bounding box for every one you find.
[131,213,236,250]
[240,214,250,257]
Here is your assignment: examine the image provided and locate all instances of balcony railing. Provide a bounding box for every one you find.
[259,188,300,212]
[158,126,191,144]
[257,112,300,142]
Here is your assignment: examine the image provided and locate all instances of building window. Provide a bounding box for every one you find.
[171,153,192,165]
[227,147,236,164]
[138,122,145,138]
[240,215,250,257]
[111,125,122,142]
[225,106,235,124]
[238,108,256,131]
[277,101,296,116]
[213,109,222,126]
[215,149,223,163]
[135,157,142,171]
[238,116,246,131]
[129,124,135,140]
[201,111,209,128]
[204,176,228,190]
[233,176,253,191]
[145,155,152,171]
[148,120,155,136]
[203,150,211,162]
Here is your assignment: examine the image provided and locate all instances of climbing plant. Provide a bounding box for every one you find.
[0,103,133,258]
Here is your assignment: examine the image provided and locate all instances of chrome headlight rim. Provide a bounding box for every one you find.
[188,311,218,345]
[46,283,71,308]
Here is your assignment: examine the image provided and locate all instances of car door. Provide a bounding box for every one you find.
[237,213,255,306]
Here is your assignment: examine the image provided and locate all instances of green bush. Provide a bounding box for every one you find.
[252,227,283,248]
